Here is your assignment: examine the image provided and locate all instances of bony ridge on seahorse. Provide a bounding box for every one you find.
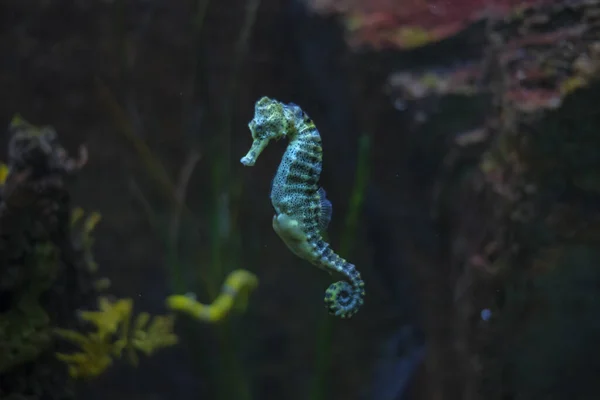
[240,96,365,318]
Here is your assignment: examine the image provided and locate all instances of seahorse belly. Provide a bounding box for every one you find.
[272,213,316,262]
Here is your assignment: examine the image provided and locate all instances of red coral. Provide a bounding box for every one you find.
[387,62,482,100]
[308,0,552,49]
[504,88,562,112]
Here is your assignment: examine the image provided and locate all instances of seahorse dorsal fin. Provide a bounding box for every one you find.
[317,187,332,231]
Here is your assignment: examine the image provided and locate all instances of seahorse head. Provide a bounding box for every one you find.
[240,97,300,166]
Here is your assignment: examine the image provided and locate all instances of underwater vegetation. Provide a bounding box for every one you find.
[0,115,89,375]
[0,115,94,399]
[52,217,259,380]
[54,296,178,379]
[240,97,365,318]
[167,269,258,322]
[0,240,58,373]
[53,257,259,381]
[0,116,259,398]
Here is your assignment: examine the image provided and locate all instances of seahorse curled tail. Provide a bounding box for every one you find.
[317,242,365,318]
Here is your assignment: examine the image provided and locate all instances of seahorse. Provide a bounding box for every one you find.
[166,269,259,322]
[240,96,365,318]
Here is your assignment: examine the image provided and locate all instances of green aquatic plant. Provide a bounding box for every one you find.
[309,133,371,400]
[0,243,59,373]
[95,0,262,396]
[54,211,258,380]
[54,207,178,379]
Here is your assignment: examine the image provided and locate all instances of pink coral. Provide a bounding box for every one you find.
[306,0,552,49]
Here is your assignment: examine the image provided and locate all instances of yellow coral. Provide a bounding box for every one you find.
[166,269,258,322]
[421,73,440,89]
[54,329,115,379]
[83,211,102,234]
[559,75,587,96]
[11,114,25,127]
[131,313,178,357]
[70,207,85,226]
[71,208,104,275]
[55,297,178,379]
[78,297,132,341]
[393,27,435,50]
[0,162,8,185]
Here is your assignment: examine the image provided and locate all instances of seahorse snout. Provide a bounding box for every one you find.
[240,139,268,166]
[240,153,256,166]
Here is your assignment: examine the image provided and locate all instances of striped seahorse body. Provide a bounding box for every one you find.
[240,96,365,318]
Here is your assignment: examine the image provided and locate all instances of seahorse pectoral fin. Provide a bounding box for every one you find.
[240,139,269,166]
[317,187,332,231]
